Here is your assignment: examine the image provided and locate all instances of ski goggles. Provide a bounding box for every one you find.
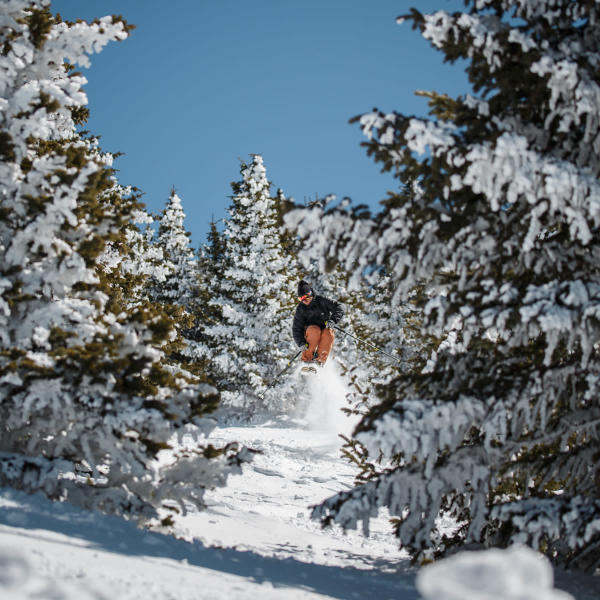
[298,293,312,302]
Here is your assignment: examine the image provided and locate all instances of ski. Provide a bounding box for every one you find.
[300,361,321,375]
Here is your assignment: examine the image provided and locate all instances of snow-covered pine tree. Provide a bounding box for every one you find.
[151,188,198,310]
[204,155,300,413]
[99,188,169,310]
[147,188,211,375]
[194,219,226,341]
[0,1,244,521]
[201,219,227,285]
[288,0,600,571]
[342,274,409,407]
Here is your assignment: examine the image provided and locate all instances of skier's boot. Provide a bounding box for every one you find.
[301,357,320,375]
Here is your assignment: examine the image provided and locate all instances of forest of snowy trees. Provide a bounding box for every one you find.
[0,0,598,578]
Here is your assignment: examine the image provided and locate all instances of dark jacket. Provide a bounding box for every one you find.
[292,294,343,347]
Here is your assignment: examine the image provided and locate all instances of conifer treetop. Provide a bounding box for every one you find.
[158,189,194,257]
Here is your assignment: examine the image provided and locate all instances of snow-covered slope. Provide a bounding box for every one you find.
[0,364,597,599]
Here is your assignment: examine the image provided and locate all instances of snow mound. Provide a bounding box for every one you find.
[417,545,574,600]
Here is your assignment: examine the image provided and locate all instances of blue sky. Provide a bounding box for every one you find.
[51,1,469,248]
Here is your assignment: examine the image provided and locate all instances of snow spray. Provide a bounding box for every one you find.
[302,361,358,441]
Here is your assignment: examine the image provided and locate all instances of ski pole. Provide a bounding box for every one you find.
[258,349,303,399]
[332,324,402,365]
[273,349,303,379]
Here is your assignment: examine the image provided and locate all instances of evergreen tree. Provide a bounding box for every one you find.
[291,0,600,571]
[342,274,409,409]
[193,219,226,347]
[204,155,300,413]
[147,188,211,374]
[99,189,168,309]
[151,188,198,310]
[0,2,244,521]
[201,220,227,283]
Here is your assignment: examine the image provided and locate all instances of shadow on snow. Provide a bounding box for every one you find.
[0,488,419,600]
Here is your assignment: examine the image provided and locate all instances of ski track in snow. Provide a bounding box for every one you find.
[0,362,598,599]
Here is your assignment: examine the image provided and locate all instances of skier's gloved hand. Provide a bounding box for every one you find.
[325,320,335,330]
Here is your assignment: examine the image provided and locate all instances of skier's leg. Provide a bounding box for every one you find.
[302,325,321,362]
[316,328,334,364]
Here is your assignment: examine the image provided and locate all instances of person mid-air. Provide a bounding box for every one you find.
[292,280,343,369]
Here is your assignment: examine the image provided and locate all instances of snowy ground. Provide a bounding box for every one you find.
[0,363,598,599]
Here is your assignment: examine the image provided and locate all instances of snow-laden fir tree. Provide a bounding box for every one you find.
[191,220,225,364]
[147,188,212,375]
[150,188,198,310]
[341,273,410,408]
[0,1,245,521]
[203,155,301,413]
[99,189,169,310]
[200,219,227,290]
[194,219,226,345]
[287,0,600,571]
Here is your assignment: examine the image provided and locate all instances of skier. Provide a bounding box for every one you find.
[292,280,343,367]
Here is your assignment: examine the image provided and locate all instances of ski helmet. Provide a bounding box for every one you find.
[297,280,312,297]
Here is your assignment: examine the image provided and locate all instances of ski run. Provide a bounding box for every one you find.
[1,364,597,600]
